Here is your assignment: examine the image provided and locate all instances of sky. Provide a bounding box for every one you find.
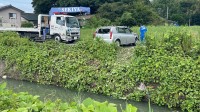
[0,0,154,13]
[0,0,34,13]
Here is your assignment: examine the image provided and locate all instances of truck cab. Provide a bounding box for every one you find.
[38,14,80,42]
[50,15,80,42]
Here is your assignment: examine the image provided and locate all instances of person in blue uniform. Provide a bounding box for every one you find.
[140,25,147,42]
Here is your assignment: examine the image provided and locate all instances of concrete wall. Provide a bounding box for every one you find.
[0,8,22,27]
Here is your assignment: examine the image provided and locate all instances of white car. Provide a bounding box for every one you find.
[93,26,138,46]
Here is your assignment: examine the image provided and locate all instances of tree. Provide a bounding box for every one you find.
[180,0,199,25]
[97,2,129,22]
[32,0,163,26]
[170,14,186,25]
[117,12,136,26]
[129,2,162,25]
[32,0,153,14]
[152,0,200,25]
[32,0,57,14]
[191,12,200,25]
[85,16,111,28]
[152,0,181,19]
[96,1,162,26]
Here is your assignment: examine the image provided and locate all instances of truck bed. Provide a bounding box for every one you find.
[0,27,38,32]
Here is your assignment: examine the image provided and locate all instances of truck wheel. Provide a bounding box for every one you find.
[55,35,61,42]
[68,40,75,43]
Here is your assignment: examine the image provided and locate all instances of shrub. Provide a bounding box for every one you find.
[21,21,34,28]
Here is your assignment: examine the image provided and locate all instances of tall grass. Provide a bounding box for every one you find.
[80,26,200,43]
[131,26,200,41]
[80,28,96,41]
[81,26,200,41]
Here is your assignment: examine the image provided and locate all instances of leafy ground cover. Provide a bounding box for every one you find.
[0,26,200,111]
[0,83,137,112]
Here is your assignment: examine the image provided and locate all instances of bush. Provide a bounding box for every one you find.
[116,12,136,26]
[85,16,111,28]
[21,21,34,28]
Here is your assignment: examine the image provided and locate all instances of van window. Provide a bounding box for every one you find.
[98,28,110,34]
[56,17,64,26]
[124,28,131,34]
[117,27,125,33]
[117,27,131,34]
[66,17,79,28]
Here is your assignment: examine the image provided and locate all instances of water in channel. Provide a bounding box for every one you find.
[1,78,178,112]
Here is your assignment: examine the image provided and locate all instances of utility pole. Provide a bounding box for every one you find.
[189,18,191,26]
[167,6,169,20]
[188,10,191,26]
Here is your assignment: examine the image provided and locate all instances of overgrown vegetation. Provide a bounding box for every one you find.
[0,26,200,111]
[131,30,200,111]
[0,83,137,112]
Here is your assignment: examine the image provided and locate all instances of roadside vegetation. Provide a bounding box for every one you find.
[0,26,200,111]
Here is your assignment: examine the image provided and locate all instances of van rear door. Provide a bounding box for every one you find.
[96,27,111,42]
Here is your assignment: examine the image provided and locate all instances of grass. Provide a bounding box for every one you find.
[81,26,200,41]
[131,26,200,41]
[80,28,96,41]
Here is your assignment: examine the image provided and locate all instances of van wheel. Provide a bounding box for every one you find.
[132,37,138,46]
[132,43,136,46]
[115,40,121,47]
[55,35,61,42]
[135,37,139,41]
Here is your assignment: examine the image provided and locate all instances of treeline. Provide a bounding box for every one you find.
[32,0,200,26]
[152,0,200,25]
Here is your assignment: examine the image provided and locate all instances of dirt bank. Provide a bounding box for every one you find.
[0,61,21,79]
[0,61,5,77]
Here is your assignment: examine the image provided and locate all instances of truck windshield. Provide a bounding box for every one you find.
[66,17,79,28]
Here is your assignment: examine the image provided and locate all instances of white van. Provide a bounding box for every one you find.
[94,26,138,46]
